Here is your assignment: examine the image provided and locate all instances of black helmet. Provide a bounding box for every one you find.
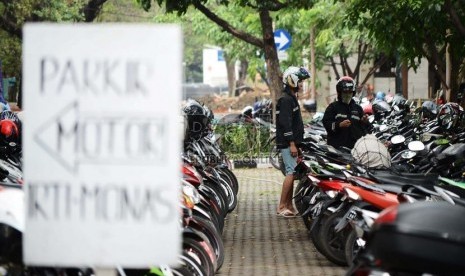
[372,100,391,120]
[336,76,356,96]
[282,66,310,88]
[421,101,438,120]
[182,99,209,139]
[203,105,214,125]
[392,94,407,107]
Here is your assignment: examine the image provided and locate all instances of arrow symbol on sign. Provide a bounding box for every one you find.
[33,101,167,174]
[274,31,290,51]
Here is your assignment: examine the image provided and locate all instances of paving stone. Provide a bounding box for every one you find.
[217,168,347,275]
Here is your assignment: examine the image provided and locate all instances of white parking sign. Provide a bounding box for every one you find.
[23,24,182,267]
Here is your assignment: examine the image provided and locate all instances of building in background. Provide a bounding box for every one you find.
[315,57,430,112]
[203,47,228,87]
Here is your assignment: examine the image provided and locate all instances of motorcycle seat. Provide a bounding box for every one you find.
[368,170,438,188]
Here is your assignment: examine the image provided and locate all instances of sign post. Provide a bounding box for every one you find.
[23,24,182,269]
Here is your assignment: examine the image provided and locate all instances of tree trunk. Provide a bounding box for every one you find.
[225,54,236,97]
[237,59,248,87]
[449,47,461,102]
[401,62,408,98]
[309,27,316,100]
[259,9,281,123]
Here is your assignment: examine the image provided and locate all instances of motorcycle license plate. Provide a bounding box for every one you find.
[346,209,357,221]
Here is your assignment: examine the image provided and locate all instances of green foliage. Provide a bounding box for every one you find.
[214,123,272,159]
[32,0,84,22]
[345,0,454,67]
[0,0,86,78]
[99,0,155,22]
[0,31,21,77]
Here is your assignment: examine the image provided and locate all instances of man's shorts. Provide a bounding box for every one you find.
[280,147,297,176]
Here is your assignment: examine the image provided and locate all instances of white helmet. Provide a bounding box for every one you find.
[282,66,310,88]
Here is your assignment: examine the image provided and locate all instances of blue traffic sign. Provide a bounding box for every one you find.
[274,29,292,51]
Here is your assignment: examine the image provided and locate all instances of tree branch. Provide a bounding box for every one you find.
[0,14,22,39]
[360,55,387,85]
[261,0,287,11]
[444,0,465,39]
[329,56,341,80]
[192,1,263,48]
[422,36,448,89]
[424,34,446,75]
[352,42,368,81]
[81,0,110,22]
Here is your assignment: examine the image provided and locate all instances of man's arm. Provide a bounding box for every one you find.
[278,97,295,143]
[322,103,339,133]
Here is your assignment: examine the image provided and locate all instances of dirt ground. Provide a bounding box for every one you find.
[196,91,269,114]
[195,92,316,122]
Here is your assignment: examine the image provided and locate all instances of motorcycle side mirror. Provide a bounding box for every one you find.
[368,115,375,123]
[420,134,431,142]
[379,125,388,132]
[391,135,406,144]
[393,105,400,112]
[401,150,417,159]
[408,141,425,152]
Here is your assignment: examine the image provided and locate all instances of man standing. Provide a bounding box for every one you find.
[323,76,369,149]
[275,66,310,217]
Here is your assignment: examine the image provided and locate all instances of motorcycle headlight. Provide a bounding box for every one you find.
[181,181,200,204]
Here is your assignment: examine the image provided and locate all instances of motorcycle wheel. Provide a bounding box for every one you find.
[294,180,317,230]
[309,213,326,255]
[217,176,237,213]
[201,182,229,217]
[177,253,208,276]
[217,168,239,195]
[319,210,349,266]
[344,230,362,265]
[190,215,225,271]
[183,237,215,276]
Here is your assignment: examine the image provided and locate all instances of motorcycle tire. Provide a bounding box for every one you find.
[193,204,223,234]
[309,213,326,255]
[217,168,239,195]
[319,210,349,266]
[190,215,225,271]
[216,174,238,213]
[201,182,229,218]
[344,229,362,265]
[178,253,208,276]
[182,237,215,276]
[294,180,317,230]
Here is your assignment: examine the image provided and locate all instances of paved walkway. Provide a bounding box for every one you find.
[218,168,346,275]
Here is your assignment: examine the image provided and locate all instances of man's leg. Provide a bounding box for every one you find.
[277,147,297,214]
[278,174,296,213]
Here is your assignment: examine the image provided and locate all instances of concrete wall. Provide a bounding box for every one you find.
[407,60,429,100]
[313,57,429,112]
